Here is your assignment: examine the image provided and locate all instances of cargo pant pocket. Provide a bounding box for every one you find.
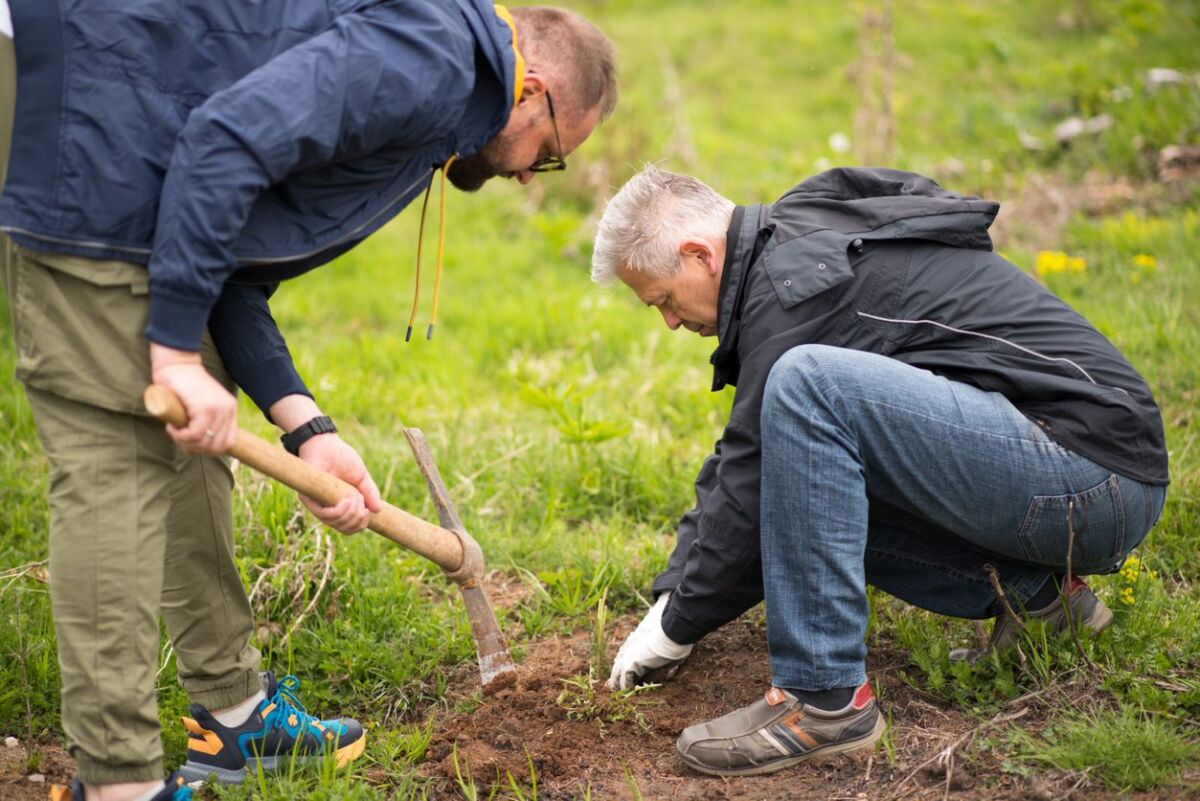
[1016,474,1125,571]
[9,246,157,414]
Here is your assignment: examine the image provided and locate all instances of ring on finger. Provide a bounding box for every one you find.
[204,429,216,438]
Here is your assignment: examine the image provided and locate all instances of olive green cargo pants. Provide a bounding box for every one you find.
[1,35,261,784]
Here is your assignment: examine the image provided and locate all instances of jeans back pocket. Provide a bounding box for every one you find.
[1016,474,1125,571]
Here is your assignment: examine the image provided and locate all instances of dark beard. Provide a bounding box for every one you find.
[446,151,501,192]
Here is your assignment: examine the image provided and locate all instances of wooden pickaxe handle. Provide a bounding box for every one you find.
[142,384,517,687]
[142,384,466,572]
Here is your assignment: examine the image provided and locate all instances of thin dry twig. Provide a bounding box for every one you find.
[1005,685,1053,709]
[157,640,176,679]
[281,526,336,647]
[984,564,1026,633]
[248,562,289,607]
[452,441,535,495]
[1062,498,1095,668]
[886,708,1029,800]
[0,559,49,603]
[0,559,49,581]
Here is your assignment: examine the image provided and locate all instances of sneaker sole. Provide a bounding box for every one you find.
[335,733,367,768]
[677,713,886,777]
[177,733,367,785]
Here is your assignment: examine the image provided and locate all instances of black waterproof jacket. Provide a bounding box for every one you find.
[653,168,1169,645]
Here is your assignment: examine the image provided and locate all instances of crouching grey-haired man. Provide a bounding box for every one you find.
[592,164,1168,776]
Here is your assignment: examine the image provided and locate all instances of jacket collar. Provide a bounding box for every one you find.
[493,5,526,107]
[710,203,768,390]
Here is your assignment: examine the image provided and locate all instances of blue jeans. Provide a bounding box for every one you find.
[759,345,1167,690]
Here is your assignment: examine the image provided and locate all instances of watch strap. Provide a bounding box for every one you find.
[281,415,337,455]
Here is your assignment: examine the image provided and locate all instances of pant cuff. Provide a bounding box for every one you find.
[771,670,867,691]
[183,668,262,711]
[75,751,164,785]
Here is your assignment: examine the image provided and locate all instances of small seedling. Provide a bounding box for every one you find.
[623,762,647,801]
[556,671,658,737]
[504,751,539,800]
[590,589,611,679]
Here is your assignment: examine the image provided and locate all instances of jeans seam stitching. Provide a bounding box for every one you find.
[842,394,1045,446]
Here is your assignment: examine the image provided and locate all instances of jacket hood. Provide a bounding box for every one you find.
[764,167,999,299]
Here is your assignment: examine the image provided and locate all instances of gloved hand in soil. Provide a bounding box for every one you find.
[608,592,693,690]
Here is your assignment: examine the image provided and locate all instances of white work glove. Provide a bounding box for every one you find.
[608,592,694,690]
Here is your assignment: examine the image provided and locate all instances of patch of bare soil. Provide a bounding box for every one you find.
[423,615,1185,801]
[0,740,72,801]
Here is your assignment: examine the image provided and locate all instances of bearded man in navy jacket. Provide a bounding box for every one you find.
[0,2,616,798]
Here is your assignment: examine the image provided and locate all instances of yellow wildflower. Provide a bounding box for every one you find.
[1132,253,1157,270]
[1120,586,1136,606]
[1035,250,1067,276]
[1035,250,1086,276]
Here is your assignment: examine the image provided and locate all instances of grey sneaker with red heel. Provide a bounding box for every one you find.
[675,681,884,776]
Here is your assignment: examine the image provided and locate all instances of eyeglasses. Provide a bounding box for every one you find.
[528,90,567,173]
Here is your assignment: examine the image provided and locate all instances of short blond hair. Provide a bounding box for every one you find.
[511,6,618,121]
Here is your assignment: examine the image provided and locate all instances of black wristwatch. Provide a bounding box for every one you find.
[281,415,337,455]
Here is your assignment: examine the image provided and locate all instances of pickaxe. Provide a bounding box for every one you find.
[143,385,517,689]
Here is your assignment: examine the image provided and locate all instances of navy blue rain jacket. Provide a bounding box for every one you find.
[1,0,519,410]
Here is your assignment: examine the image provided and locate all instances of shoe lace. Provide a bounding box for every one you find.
[268,674,318,735]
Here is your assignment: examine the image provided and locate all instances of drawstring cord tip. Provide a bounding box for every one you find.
[405,325,413,342]
[426,324,435,340]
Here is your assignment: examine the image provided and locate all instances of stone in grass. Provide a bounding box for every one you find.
[28,774,46,784]
[4,736,18,748]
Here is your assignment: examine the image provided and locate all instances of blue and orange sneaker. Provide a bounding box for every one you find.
[177,672,365,784]
[49,773,192,800]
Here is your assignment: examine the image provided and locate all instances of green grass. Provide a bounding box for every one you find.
[1009,707,1200,792]
[2,0,1199,797]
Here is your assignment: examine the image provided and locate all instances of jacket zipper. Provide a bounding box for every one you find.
[1,226,153,256]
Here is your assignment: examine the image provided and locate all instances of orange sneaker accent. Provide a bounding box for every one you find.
[260,702,276,719]
[49,785,73,801]
[782,712,820,748]
[182,715,224,756]
[334,731,366,768]
[765,687,789,706]
[288,713,299,727]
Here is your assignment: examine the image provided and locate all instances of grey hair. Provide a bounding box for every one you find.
[591,164,734,286]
